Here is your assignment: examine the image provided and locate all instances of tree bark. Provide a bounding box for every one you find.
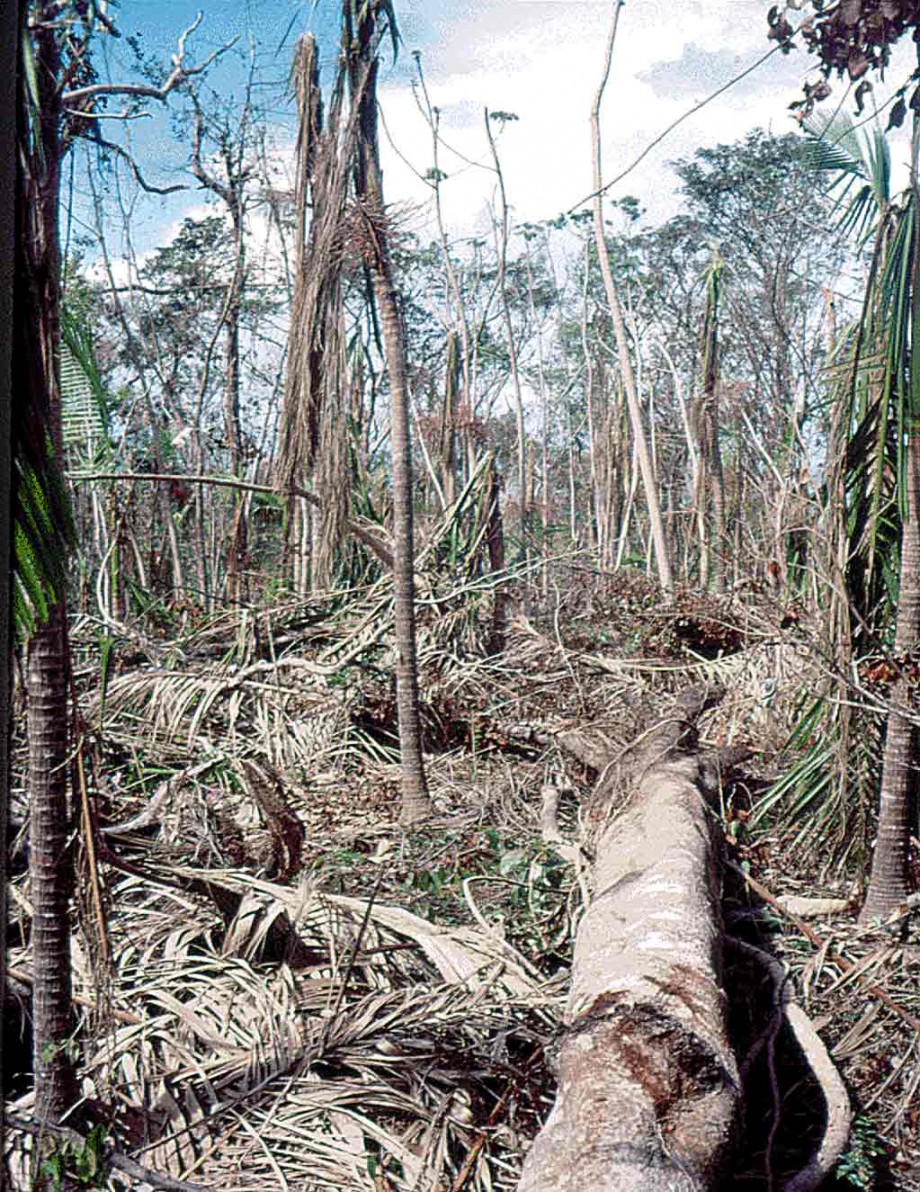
[0,0,15,1158]
[27,606,79,1124]
[484,109,528,562]
[861,430,919,919]
[347,17,430,825]
[18,6,79,1137]
[590,1,673,597]
[519,692,740,1191]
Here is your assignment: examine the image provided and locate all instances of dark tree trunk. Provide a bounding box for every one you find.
[0,0,16,1159]
[486,462,507,656]
[17,3,79,1136]
[27,606,79,1122]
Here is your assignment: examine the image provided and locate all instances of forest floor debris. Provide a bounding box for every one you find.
[5,568,920,1188]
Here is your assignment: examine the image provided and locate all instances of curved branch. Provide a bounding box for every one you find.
[87,136,187,194]
[62,15,237,106]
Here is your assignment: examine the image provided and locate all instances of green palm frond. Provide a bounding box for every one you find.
[11,421,74,642]
[841,196,914,620]
[803,111,890,245]
[60,305,111,459]
[13,6,75,642]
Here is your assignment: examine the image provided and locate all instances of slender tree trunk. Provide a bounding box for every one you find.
[440,331,459,507]
[861,431,919,919]
[348,22,430,824]
[27,607,78,1123]
[486,461,507,656]
[371,259,431,822]
[223,208,247,604]
[0,0,16,1156]
[18,6,79,1141]
[591,1,672,596]
[861,115,920,921]
[484,109,528,561]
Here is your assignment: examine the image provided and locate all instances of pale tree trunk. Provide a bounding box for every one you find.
[224,207,247,603]
[348,20,430,825]
[523,242,551,579]
[439,331,459,508]
[191,105,249,605]
[590,1,672,596]
[484,109,528,561]
[520,691,740,1191]
[821,285,855,842]
[371,250,430,823]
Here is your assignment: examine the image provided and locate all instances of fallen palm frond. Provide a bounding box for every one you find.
[6,865,559,1191]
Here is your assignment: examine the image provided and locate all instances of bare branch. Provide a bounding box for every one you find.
[68,471,395,567]
[90,136,187,195]
[62,14,237,107]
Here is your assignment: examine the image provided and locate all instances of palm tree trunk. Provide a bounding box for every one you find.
[861,119,920,921]
[373,263,431,822]
[18,6,79,1134]
[347,14,430,824]
[861,432,919,919]
[27,606,79,1122]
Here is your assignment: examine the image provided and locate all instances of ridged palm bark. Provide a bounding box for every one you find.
[345,1,430,824]
[26,607,78,1120]
[17,1,79,1130]
[861,439,919,919]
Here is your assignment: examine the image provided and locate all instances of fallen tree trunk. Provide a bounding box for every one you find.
[519,690,741,1191]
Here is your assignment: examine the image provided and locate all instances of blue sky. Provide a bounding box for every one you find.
[73,0,916,269]
[72,0,444,260]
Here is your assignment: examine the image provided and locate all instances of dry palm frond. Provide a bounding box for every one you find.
[279,46,357,590]
[91,659,352,777]
[12,866,560,1191]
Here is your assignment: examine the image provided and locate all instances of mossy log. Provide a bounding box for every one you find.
[519,690,742,1191]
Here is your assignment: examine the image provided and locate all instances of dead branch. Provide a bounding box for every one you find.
[68,470,394,567]
[61,14,237,108]
[89,136,187,195]
[733,864,920,1034]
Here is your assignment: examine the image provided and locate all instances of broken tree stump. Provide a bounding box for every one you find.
[519,690,741,1191]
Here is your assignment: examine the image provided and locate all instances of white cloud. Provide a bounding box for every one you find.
[376,0,915,239]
